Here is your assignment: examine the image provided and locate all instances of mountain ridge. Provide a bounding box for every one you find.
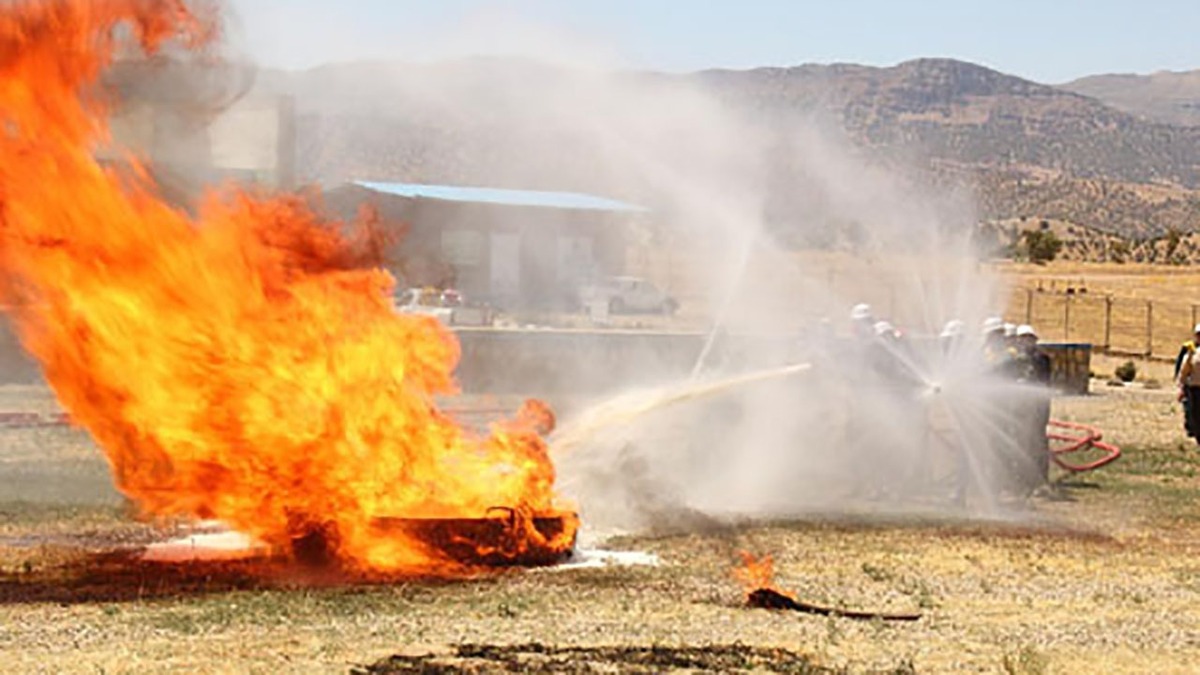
[1062,69,1200,127]
[248,56,1200,243]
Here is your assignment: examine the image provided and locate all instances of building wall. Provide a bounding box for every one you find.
[322,186,630,308]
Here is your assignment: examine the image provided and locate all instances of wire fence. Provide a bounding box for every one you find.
[1005,290,1197,360]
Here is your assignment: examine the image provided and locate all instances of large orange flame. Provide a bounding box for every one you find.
[0,0,575,573]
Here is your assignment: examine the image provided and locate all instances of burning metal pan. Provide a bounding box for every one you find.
[375,510,576,567]
[289,507,578,568]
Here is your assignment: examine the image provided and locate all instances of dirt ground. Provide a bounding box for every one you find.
[1,382,1199,673]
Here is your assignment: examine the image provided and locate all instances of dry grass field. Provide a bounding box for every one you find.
[1,382,1200,673]
[996,261,1200,359]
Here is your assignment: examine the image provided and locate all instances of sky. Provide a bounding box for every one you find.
[227,0,1200,84]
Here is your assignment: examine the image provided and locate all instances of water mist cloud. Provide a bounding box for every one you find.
[226,8,1021,538]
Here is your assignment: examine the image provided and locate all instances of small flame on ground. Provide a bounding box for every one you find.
[733,551,791,597]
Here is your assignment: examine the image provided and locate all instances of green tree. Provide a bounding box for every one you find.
[1021,229,1063,264]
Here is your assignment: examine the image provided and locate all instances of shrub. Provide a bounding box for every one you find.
[1021,229,1063,264]
[1115,361,1138,383]
[1109,240,1130,264]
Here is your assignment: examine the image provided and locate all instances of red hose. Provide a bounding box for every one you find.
[1046,419,1122,472]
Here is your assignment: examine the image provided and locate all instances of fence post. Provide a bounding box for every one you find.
[1025,289,1033,325]
[1146,300,1154,357]
[1064,295,1071,341]
[1104,296,1112,351]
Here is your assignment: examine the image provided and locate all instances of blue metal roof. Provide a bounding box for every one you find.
[353,181,647,213]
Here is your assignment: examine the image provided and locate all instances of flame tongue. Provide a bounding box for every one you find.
[733,551,788,597]
[0,0,575,573]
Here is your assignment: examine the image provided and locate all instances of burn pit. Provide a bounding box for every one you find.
[288,508,580,570]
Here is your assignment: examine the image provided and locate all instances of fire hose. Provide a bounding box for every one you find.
[1046,419,1121,472]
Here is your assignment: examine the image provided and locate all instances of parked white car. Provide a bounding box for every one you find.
[394,288,453,321]
[578,276,678,315]
[394,288,495,326]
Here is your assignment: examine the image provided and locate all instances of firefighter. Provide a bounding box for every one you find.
[1175,329,1198,381]
[981,317,1008,364]
[841,306,875,498]
[986,318,1027,380]
[1015,325,1052,489]
[869,320,916,380]
[1175,324,1200,445]
[873,319,898,342]
[850,303,875,341]
[869,320,929,499]
[869,320,908,383]
[939,319,964,354]
[1015,325,1051,385]
[842,307,886,499]
[981,316,1024,496]
[933,319,969,504]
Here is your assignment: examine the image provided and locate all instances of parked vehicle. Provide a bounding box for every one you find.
[577,276,678,315]
[394,287,494,326]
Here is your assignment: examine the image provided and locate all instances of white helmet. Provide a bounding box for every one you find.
[1016,324,1038,338]
[850,303,872,321]
[940,319,964,339]
[981,317,1004,334]
[873,320,896,337]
